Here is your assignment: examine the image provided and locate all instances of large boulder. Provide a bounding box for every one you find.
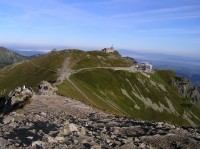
[38,81,57,95]
[2,86,34,114]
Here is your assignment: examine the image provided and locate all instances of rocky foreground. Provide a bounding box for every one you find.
[1,101,200,149]
[0,85,200,149]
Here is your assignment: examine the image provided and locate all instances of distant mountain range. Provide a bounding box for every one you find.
[0,47,45,69]
[12,50,47,56]
[1,47,199,88]
[119,49,200,88]
[0,47,27,68]
[2,47,199,88]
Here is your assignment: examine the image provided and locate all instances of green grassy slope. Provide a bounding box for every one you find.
[57,69,200,127]
[0,50,132,97]
[67,50,132,70]
[2,49,200,126]
[0,51,67,96]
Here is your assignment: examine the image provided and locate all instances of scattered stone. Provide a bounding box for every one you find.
[40,112,47,117]
[139,143,146,149]
[42,134,57,143]
[34,114,41,121]
[3,116,14,124]
[27,136,33,140]
[32,141,45,147]
[69,123,78,132]
[80,127,86,137]
[0,91,200,149]
[91,145,101,149]
[55,137,65,142]
[73,140,79,145]
[114,141,121,146]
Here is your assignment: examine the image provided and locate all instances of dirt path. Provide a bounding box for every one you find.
[73,66,137,74]
[24,94,104,118]
[27,58,148,116]
[51,58,140,112]
[54,58,73,85]
[55,57,137,84]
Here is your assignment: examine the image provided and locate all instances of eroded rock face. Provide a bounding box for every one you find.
[1,86,33,114]
[171,77,200,104]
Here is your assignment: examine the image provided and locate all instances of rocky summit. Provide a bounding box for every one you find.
[0,89,200,149]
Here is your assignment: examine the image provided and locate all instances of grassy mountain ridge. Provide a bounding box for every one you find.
[0,47,27,68]
[67,50,132,70]
[0,51,65,96]
[1,49,200,126]
[0,49,131,96]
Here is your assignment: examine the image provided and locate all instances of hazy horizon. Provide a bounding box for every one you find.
[0,0,200,58]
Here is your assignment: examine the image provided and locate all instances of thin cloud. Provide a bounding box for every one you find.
[137,15,200,24]
[114,5,200,17]
[138,28,200,35]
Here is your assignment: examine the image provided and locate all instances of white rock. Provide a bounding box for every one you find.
[34,114,41,121]
[157,124,163,128]
[55,137,65,142]
[106,139,111,143]
[15,87,21,93]
[80,127,86,137]
[27,136,33,140]
[69,123,78,132]
[32,141,45,147]
[64,120,70,126]
[40,112,47,117]
[134,137,140,142]
[139,143,146,149]
[3,116,14,124]
[157,122,164,125]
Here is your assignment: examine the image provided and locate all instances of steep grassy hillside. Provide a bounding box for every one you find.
[0,51,66,97]
[0,47,27,68]
[57,69,200,127]
[0,50,132,97]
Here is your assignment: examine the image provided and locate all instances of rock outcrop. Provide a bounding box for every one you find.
[171,77,200,105]
[38,81,57,95]
[123,56,137,64]
[0,86,33,114]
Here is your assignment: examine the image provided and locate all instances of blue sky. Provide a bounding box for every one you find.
[0,0,200,57]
